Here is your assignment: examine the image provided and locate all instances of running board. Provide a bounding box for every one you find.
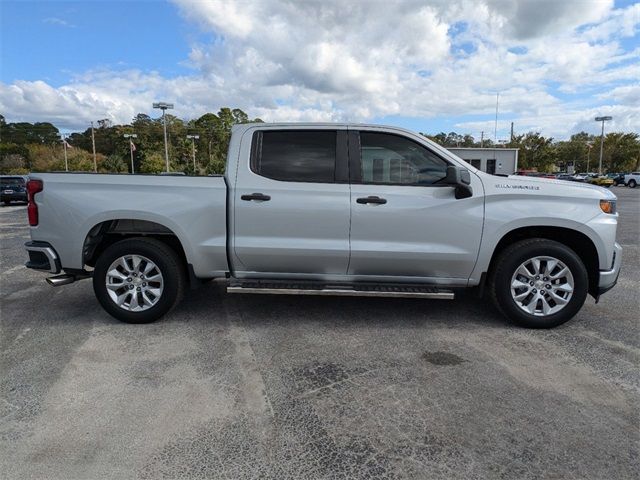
[227,283,454,300]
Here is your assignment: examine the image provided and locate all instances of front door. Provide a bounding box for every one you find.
[232,128,351,276]
[348,130,484,282]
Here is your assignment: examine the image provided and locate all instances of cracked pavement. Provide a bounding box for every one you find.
[1,188,638,479]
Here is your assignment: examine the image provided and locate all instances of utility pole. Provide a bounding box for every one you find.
[153,102,174,172]
[510,122,514,142]
[480,131,484,148]
[91,121,97,172]
[124,134,137,174]
[586,142,592,173]
[59,133,69,172]
[594,116,612,175]
[494,92,499,143]
[186,134,199,171]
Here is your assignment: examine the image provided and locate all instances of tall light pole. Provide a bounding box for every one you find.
[90,121,97,172]
[153,102,174,172]
[595,116,612,175]
[124,134,137,174]
[186,134,199,171]
[59,133,69,172]
[586,142,592,173]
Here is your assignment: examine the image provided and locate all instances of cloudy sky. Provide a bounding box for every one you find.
[1,0,638,140]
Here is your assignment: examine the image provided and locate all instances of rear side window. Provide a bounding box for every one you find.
[252,130,336,182]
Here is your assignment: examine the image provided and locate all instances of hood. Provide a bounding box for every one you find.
[482,173,617,200]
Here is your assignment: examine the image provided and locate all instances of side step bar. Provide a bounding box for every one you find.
[227,283,454,300]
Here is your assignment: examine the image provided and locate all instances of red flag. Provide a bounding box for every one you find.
[63,139,73,148]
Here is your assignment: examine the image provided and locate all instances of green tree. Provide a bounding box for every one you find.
[603,132,640,173]
[140,151,166,173]
[102,154,128,173]
[508,132,555,171]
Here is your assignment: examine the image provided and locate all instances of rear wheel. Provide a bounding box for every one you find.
[629,179,637,188]
[489,239,588,328]
[93,238,185,323]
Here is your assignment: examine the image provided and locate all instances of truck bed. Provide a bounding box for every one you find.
[29,173,229,278]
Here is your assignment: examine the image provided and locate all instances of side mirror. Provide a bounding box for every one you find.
[445,165,473,199]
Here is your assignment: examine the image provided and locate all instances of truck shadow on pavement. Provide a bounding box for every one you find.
[171,283,509,330]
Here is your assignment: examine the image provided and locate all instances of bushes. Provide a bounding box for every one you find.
[140,152,166,173]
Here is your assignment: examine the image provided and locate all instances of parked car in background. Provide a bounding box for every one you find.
[586,174,614,188]
[556,173,586,183]
[612,174,626,186]
[515,170,555,179]
[1,176,28,205]
[572,173,588,182]
[624,172,640,188]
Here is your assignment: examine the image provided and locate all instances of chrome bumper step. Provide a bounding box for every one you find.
[227,282,454,300]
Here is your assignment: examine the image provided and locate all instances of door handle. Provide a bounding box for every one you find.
[356,196,387,205]
[241,193,271,201]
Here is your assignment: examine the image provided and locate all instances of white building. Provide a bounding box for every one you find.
[448,148,519,176]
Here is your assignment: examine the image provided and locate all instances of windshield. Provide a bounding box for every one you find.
[1,177,25,187]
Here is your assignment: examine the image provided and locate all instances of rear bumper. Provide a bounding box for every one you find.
[25,241,61,274]
[598,242,622,295]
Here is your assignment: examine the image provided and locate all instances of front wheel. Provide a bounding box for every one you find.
[629,180,637,188]
[489,239,588,328]
[93,237,186,323]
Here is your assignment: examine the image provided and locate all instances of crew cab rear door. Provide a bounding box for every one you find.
[231,127,351,276]
[347,128,484,282]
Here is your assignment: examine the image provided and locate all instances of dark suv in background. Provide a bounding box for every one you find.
[1,176,28,205]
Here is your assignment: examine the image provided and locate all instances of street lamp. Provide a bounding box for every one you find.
[153,102,174,172]
[123,134,137,174]
[594,116,612,175]
[186,134,199,171]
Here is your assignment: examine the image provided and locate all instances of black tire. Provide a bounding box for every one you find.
[93,237,186,323]
[629,180,637,188]
[489,238,588,328]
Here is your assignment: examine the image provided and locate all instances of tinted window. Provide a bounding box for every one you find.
[1,177,25,186]
[254,131,336,182]
[359,133,448,185]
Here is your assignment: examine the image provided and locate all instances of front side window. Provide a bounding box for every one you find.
[253,130,336,182]
[359,132,448,185]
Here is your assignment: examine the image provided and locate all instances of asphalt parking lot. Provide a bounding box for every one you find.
[1,187,639,479]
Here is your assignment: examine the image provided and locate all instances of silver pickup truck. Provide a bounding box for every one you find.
[24,123,622,328]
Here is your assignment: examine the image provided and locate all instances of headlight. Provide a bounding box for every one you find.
[600,199,616,214]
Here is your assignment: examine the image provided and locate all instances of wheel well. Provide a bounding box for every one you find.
[488,226,600,296]
[83,220,188,274]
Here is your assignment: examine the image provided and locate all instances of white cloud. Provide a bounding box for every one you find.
[582,3,640,41]
[1,0,638,139]
[455,103,640,140]
[42,17,75,28]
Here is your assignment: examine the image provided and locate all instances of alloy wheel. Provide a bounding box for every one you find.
[105,254,164,312]
[510,256,574,317]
